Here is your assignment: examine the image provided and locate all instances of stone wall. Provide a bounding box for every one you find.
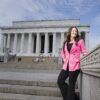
[79,44,100,100]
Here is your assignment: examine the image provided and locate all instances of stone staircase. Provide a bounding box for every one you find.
[0,57,59,70]
[0,58,79,100]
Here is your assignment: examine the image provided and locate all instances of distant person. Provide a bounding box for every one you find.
[57,26,88,100]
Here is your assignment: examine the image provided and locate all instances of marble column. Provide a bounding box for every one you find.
[3,34,8,63]
[7,34,10,49]
[61,32,65,48]
[36,33,40,53]
[28,33,32,53]
[85,32,89,51]
[44,32,48,54]
[53,32,56,56]
[3,34,7,54]
[32,34,34,53]
[20,33,24,53]
[0,33,4,53]
[13,33,17,53]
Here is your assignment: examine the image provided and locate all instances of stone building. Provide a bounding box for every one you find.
[0,19,90,57]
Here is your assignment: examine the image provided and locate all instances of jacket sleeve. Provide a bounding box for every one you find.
[61,46,66,62]
[80,39,89,56]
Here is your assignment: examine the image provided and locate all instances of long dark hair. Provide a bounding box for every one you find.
[63,26,81,50]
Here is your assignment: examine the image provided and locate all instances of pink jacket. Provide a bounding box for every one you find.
[61,39,88,71]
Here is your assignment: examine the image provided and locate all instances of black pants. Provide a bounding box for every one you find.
[57,68,80,100]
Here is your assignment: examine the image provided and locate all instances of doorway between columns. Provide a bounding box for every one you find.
[40,34,53,54]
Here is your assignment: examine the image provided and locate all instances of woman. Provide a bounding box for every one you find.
[57,26,88,100]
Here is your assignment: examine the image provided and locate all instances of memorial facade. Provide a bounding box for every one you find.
[0,19,90,57]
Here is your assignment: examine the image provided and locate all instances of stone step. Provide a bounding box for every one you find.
[0,79,78,89]
[0,57,60,70]
[0,84,79,97]
[0,64,59,70]
[0,70,78,88]
[0,84,60,97]
[0,79,57,87]
[0,70,59,87]
[0,93,63,100]
[0,69,79,99]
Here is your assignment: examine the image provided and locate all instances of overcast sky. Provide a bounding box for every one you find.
[0,0,100,51]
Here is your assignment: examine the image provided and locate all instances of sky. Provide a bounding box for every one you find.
[0,0,100,51]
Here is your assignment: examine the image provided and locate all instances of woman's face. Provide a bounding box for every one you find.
[71,27,77,38]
